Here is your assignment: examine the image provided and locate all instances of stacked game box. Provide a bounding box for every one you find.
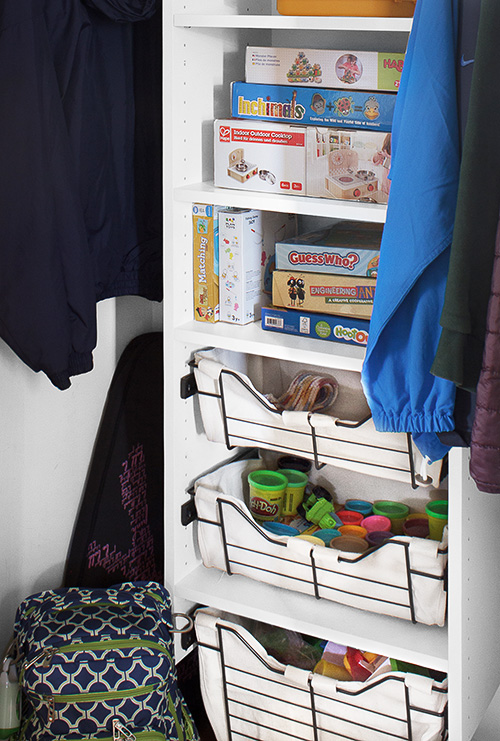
[214,45,403,205]
[262,220,382,346]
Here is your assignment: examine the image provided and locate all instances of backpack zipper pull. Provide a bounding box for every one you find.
[42,648,58,667]
[23,646,57,674]
[112,719,136,740]
[46,696,55,723]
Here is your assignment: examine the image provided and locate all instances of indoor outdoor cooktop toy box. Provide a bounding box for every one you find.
[231,81,396,131]
[307,127,392,204]
[245,46,405,92]
[215,119,307,195]
[214,120,391,204]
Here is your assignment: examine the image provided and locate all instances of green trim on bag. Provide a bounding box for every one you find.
[58,732,167,740]
[51,602,127,613]
[21,638,173,685]
[168,694,184,741]
[181,704,196,741]
[41,679,165,705]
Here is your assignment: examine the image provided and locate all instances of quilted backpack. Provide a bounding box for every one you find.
[13,581,199,741]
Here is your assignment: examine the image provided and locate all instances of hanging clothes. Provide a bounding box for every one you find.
[431,0,500,392]
[0,0,160,390]
[470,214,500,493]
[360,0,459,463]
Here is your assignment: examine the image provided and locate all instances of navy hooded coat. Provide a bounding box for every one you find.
[0,0,161,389]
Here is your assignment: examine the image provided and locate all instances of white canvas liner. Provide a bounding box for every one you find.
[193,349,443,488]
[194,459,448,626]
[195,608,448,741]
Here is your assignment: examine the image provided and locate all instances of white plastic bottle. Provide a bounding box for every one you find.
[0,659,19,739]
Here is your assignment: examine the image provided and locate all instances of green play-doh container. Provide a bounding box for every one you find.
[372,501,409,535]
[425,500,448,541]
[279,468,309,517]
[248,470,288,522]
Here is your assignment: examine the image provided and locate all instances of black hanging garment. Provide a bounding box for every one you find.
[63,332,164,588]
[0,0,162,389]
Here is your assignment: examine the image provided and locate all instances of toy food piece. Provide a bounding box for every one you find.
[344,647,387,681]
[314,658,352,681]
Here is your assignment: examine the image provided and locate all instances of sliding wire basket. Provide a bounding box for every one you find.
[195,610,448,741]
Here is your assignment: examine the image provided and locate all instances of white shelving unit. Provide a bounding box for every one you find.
[163,3,500,739]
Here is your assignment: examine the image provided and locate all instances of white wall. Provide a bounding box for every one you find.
[0,296,161,652]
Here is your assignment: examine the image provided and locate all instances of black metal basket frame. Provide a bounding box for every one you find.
[195,497,447,625]
[197,622,448,741]
[182,366,434,489]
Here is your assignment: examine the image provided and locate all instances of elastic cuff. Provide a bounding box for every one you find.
[372,408,455,435]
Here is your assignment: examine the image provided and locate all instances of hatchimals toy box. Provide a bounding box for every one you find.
[275,221,382,277]
[307,127,392,204]
[261,305,370,347]
[214,119,307,195]
[245,47,405,92]
[231,81,396,132]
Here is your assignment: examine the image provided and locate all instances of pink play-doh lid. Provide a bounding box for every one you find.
[361,514,392,533]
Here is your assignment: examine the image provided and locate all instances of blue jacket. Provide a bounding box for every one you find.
[0,0,160,390]
[361,0,459,462]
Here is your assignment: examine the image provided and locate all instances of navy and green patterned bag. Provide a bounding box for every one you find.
[13,581,199,741]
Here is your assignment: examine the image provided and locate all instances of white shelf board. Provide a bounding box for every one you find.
[174,319,366,372]
[177,566,448,672]
[175,182,387,223]
[174,15,412,33]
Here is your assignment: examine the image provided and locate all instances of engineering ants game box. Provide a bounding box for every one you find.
[272,269,376,319]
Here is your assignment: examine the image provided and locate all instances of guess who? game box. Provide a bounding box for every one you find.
[275,221,383,277]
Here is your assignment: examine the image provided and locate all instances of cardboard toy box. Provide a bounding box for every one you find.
[272,269,376,319]
[192,204,224,322]
[275,221,382,277]
[214,119,307,196]
[261,305,370,346]
[276,0,416,17]
[219,208,264,325]
[261,211,298,295]
[245,46,405,92]
[307,127,392,204]
[231,81,396,132]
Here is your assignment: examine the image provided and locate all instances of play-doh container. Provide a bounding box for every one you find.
[248,470,288,522]
[361,514,392,533]
[425,500,448,541]
[372,501,409,534]
[279,468,309,516]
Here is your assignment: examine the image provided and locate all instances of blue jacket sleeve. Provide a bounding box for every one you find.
[360,0,459,462]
